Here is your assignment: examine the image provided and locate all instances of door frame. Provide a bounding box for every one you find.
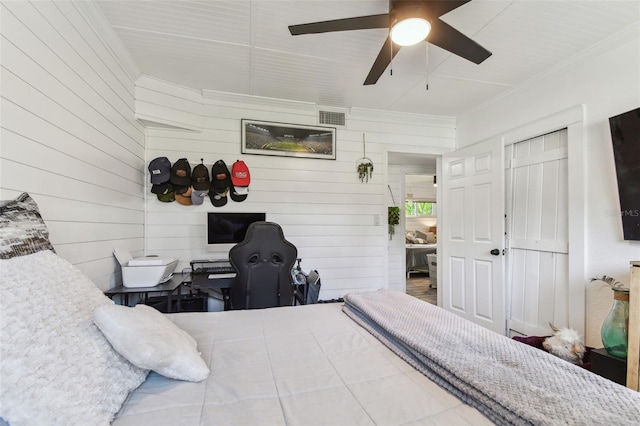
[385,148,449,295]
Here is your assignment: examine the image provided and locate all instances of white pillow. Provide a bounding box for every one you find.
[0,250,148,426]
[94,304,210,382]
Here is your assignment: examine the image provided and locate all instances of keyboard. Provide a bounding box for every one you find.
[193,265,236,275]
[208,273,235,279]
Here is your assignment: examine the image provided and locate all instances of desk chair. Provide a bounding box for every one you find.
[228,221,297,309]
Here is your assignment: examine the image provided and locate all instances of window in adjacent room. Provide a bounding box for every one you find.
[405,201,435,217]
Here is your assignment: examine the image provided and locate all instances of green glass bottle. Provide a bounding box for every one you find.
[601,289,629,359]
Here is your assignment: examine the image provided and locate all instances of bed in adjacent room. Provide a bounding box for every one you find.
[406,243,437,277]
[405,230,437,278]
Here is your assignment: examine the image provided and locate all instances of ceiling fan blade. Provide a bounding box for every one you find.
[289,14,389,35]
[428,19,491,64]
[364,36,402,85]
[418,0,472,18]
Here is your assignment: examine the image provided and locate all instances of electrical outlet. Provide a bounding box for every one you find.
[373,215,381,226]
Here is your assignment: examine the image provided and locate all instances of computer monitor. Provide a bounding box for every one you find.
[206,212,266,245]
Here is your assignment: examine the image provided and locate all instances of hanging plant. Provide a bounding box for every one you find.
[357,161,374,182]
[356,133,373,183]
[388,206,400,238]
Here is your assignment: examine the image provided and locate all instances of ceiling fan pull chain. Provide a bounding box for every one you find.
[425,42,429,91]
[389,32,392,76]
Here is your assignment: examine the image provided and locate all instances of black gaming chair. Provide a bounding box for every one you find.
[228,221,297,309]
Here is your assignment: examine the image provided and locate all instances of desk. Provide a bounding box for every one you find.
[187,274,233,311]
[105,275,185,313]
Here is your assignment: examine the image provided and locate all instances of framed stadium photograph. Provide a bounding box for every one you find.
[241,119,336,160]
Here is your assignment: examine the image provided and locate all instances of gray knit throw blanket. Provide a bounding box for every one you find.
[343,290,640,426]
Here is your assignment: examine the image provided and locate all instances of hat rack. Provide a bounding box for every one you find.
[148,157,250,207]
[356,133,373,183]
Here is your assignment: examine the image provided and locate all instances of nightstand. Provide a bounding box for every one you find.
[591,348,627,386]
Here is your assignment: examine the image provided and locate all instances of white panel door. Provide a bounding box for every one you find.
[441,138,505,334]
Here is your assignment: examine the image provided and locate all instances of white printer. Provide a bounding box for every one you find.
[113,248,179,288]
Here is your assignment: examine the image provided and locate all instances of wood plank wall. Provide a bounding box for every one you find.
[140,77,455,300]
[0,1,144,290]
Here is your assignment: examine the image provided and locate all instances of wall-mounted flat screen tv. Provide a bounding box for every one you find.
[608,107,640,241]
[207,212,266,244]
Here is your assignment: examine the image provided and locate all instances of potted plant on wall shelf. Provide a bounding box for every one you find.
[388,206,400,239]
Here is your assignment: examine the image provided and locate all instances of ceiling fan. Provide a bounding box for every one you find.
[288,0,491,85]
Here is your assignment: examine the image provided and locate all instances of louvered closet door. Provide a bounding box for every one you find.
[507,129,569,337]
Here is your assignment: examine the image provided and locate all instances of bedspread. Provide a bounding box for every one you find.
[114,303,490,425]
[343,289,640,426]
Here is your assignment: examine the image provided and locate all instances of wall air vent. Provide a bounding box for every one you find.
[318,110,346,127]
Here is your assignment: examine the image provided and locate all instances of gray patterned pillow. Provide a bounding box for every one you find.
[413,230,427,240]
[0,193,55,259]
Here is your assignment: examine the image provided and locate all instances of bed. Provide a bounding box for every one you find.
[405,230,437,278]
[406,243,437,277]
[2,194,640,426]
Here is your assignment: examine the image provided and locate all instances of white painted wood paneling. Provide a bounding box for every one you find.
[387,165,403,293]
[0,1,143,290]
[140,78,455,300]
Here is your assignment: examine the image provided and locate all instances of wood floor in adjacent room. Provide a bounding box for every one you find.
[406,273,437,305]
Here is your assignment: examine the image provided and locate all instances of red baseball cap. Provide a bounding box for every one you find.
[231,160,250,187]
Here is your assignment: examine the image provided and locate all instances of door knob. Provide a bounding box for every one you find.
[490,249,500,256]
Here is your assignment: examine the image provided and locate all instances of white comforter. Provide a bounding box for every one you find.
[114,303,490,425]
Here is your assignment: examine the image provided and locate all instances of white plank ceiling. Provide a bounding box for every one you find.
[96,0,640,116]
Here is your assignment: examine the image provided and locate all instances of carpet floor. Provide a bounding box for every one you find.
[406,273,437,305]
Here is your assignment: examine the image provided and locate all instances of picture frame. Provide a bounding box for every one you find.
[241,119,336,160]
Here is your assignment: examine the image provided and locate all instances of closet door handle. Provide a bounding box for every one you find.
[490,249,500,256]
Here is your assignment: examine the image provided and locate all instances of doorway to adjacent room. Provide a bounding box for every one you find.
[404,173,438,305]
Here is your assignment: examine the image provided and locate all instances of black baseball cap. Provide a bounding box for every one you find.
[170,158,191,187]
[191,163,210,190]
[209,187,229,207]
[151,181,170,195]
[230,186,248,202]
[211,160,232,191]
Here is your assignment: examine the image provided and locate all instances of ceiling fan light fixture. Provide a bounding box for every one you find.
[390,18,430,46]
